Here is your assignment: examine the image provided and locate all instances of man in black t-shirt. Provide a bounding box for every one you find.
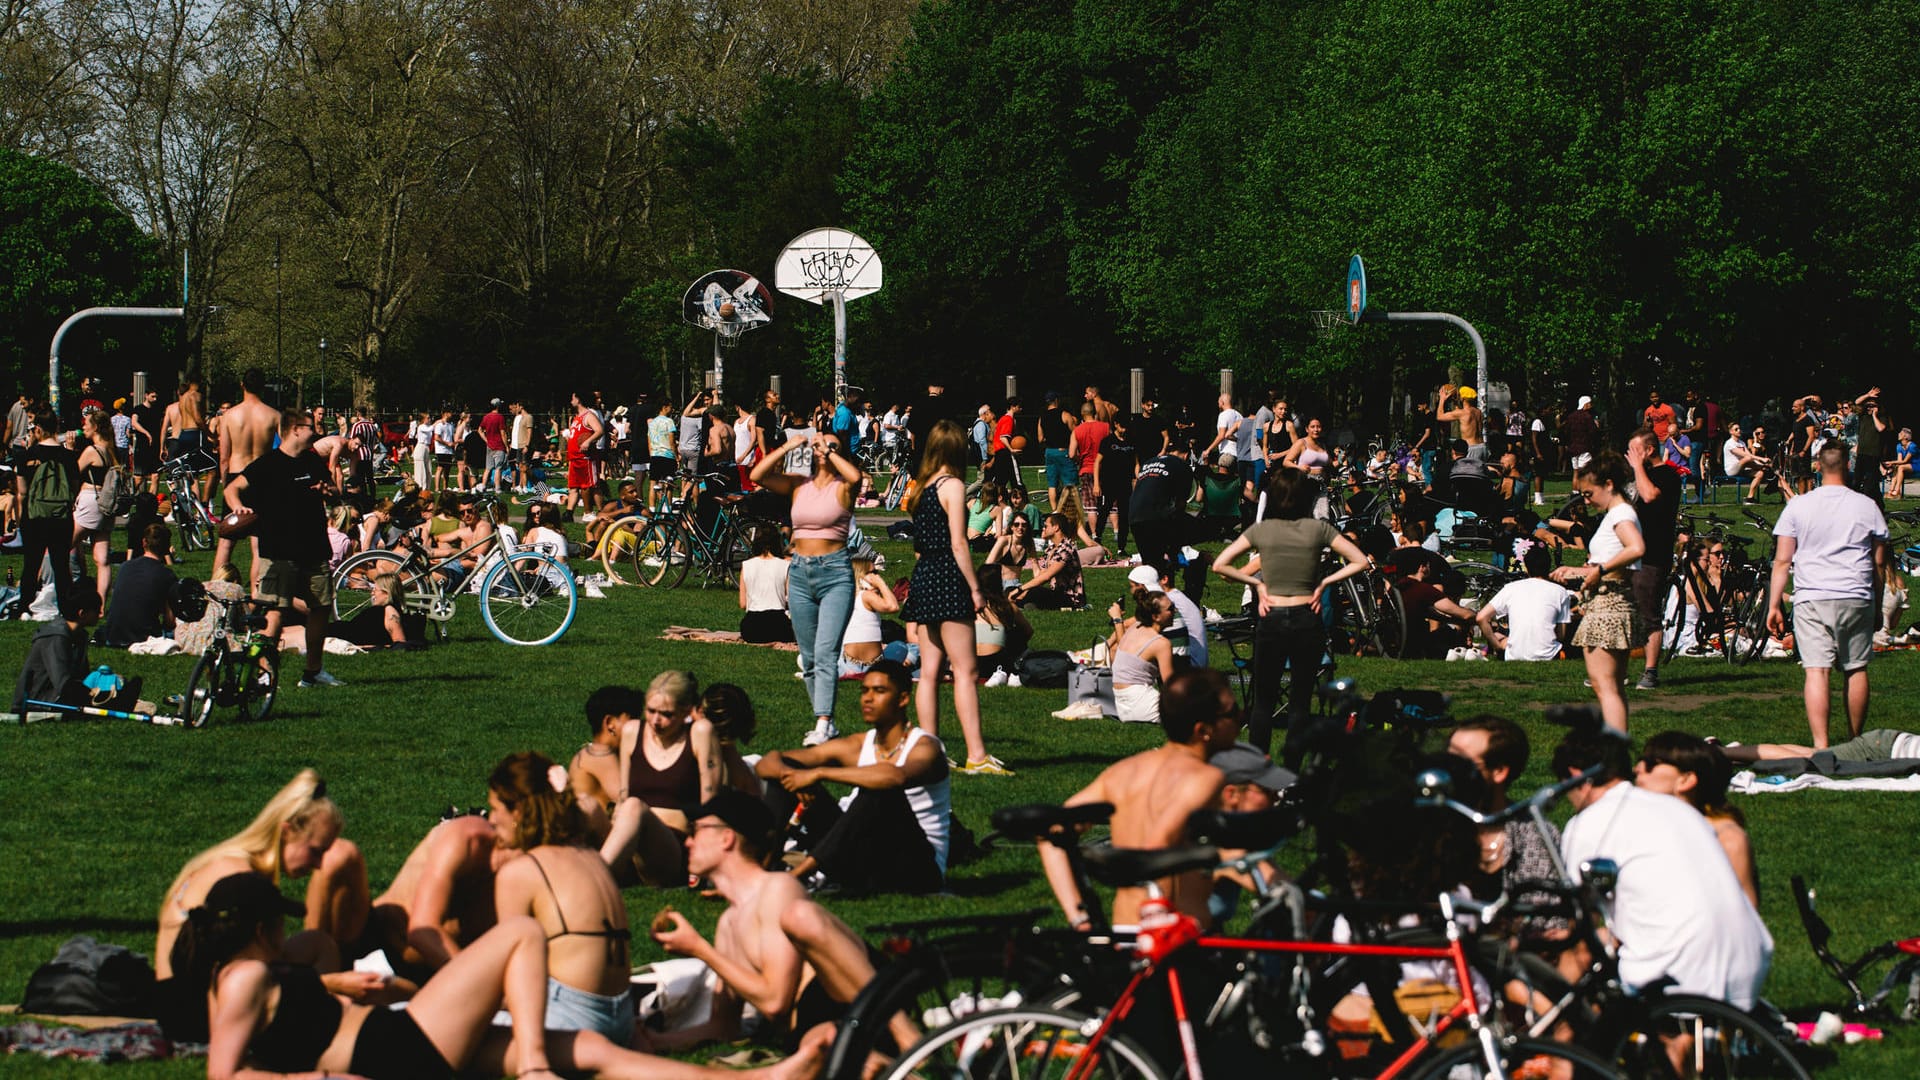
[1627,428,1681,691]
[1094,416,1139,554]
[14,412,80,604]
[1129,444,1196,571]
[1132,397,1169,458]
[100,523,177,646]
[907,384,947,473]
[224,407,341,687]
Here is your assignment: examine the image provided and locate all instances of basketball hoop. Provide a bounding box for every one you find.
[1310,310,1345,341]
[715,319,747,348]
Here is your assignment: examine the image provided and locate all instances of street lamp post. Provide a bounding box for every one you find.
[273,239,283,406]
[318,338,327,418]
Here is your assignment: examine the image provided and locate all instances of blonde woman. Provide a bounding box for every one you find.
[155,769,368,981]
[72,411,120,605]
[903,420,1007,775]
[607,670,701,885]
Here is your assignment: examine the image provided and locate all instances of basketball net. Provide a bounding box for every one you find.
[1310,310,1345,341]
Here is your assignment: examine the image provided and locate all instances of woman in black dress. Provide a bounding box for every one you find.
[902,420,1008,775]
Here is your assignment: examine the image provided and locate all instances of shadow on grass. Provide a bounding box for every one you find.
[1004,753,1130,770]
[0,917,151,939]
[939,871,1037,899]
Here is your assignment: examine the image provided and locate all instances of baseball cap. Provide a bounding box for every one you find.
[203,871,306,921]
[690,789,780,854]
[1578,396,1593,409]
[490,397,504,406]
[1126,565,1164,592]
[1210,743,1298,793]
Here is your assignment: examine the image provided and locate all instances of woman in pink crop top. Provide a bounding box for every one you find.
[751,428,866,745]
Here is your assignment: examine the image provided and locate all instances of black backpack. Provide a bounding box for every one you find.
[1016,650,1073,689]
[21,935,156,1017]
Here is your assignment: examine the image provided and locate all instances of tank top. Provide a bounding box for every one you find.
[848,727,951,872]
[1111,630,1162,687]
[627,737,699,811]
[843,589,884,645]
[740,557,788,612]
[967,500,997,534]
[1039,408,1073,449]
[790,477,851,541]
[734,421,754,463]
[974,613,1008,648]
[1266,419,1293,458]
[250,963,342,1073]
[567,414,594,460]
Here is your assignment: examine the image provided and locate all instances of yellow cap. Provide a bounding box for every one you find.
[1458,387,1477,400]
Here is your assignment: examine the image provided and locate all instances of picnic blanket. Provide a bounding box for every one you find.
[0,1016,196,1063]
[1733,754,1920,794]
[659,626,799,652]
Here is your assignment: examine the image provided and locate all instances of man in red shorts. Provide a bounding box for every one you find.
[564,390,605,516]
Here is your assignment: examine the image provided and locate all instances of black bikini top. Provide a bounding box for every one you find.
[250,963,342,1073]
[527,851,631,967]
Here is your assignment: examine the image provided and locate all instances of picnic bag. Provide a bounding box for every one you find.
[21,935,156,1017]
[25,454,74,520]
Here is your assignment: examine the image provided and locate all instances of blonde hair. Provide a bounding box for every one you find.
[328,504,356,532]
[165,770,340,896]
[646,669,699,711]
[370,571,401,600]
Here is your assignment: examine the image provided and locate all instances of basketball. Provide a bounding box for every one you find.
[718,301,737,319]
[1010,435,1029,451]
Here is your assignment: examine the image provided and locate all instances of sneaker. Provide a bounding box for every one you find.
[1006,673,1022,688]
[961,755,1015,776]
[802,721,837,747]
[983,669,1009,687]
[1874,629,1894,648]
[1635,670,1660,691]
[298,670,346,688]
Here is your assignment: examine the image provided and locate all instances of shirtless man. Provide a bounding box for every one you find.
[1041,668,1237,930]
[308,430,358,494]
[1438,383,1486,461]
[427,494,496,586]
[368,813,500,976]
[567,685,633,839]
[651,790,900,1048]
[1085,385,1120,424]
[213,369,282,582]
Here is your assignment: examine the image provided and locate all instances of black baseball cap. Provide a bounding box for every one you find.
[204,872,306,921]
[690,789,780,854]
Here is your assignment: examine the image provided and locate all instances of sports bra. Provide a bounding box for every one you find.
[974,614,1008,648]
[1297,444,1330,472]
[627,737,699,812]
[250,962,342,1073]
[525,852,630,966]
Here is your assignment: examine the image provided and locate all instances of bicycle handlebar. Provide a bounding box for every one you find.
[1415,762,1610,828]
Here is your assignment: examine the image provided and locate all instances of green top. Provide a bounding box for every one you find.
[1242,517,1341,596]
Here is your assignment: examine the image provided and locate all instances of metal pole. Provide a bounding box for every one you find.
[1130,368,1145,415]
[131,371,147,402]
[274,237,283,402]
[769,374,782,398]
[1005,375,1017,400]
[1380,312,1488,400]
[1219,368,1234,402]
[703,370,716,390]
[318,338,327,418]
[48,306,186,419]
[831,290,848,403]
[712,331,724,397]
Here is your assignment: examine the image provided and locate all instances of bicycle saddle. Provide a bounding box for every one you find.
[1185,805,1303,850]
[990,802,1115,841]
[1080,844,1222,888]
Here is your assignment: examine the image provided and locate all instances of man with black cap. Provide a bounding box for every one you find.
[1203,741,1297,921]
[651,789,889,1047]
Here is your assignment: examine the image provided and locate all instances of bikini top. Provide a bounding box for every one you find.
[250,962,342,1073]
[627,737,699,812]
[526,851,630,967]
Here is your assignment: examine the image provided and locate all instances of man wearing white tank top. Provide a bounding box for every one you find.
[755,661,951,894]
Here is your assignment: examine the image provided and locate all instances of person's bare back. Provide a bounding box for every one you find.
[371,815,498,971]
[222,393,280,478]
[1079,747,1224,925]
[178,386,203,432]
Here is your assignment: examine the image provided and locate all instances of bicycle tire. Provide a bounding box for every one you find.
[597,514,650,586]
[176,500,212,551]
[634,520,686,588]
[181,651,223,728]
[875,1006,1168,1080]
[239,648,279,722]
[331,549,415,621]
[1375,577,1410,660]
[1660,578,1688,664]
[1608,995,1811,1080]
[480,552,577,646]
[884,469,910,511]
[724,517,778,587]
[1412,1036,1622,1079]
[1726,590,1771,666]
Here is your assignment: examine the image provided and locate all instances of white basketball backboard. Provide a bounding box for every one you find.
[773,227,882,305]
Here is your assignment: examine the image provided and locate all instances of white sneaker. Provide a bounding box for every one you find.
[984,669,1009,687]
[1006,674,1022,688]
[1874,630,1893,648]
[802,721,837,746]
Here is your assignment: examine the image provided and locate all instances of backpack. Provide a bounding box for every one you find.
[98,463,132,518]
[26,453,74,520]
[1016,650,1073,689]
[21,935,157,1017]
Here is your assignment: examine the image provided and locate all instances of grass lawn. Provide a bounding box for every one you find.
[2,476,1917,1077]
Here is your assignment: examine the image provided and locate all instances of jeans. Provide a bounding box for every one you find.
[789,548,855,718]
[1249,603,1327,761]
[1688,442,1708,499]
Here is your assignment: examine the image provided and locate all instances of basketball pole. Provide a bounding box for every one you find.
[831,290,848,404]
[712,328,724,397]
[1370,310,1488,400]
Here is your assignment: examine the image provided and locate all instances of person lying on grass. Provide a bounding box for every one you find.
[181,870,828,1080]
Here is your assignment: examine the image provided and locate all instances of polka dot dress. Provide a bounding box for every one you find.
[903,475,974,624]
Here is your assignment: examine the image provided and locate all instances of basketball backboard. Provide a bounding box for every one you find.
[774,228,883,304]
[681,269,773,340]
[1347,254,1367,324]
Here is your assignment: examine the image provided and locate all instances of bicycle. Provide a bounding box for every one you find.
[1791,873,1920,1022]
[1327,558,1411,659]
[159,449,220,552]
[330,515,577,646]
[633,473,781,589]
[180,593,280,727]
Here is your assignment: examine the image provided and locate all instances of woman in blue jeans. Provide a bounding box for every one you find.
[1211,468,1368,762]
[751,428,864,745]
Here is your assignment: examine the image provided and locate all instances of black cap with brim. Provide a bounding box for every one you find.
[690,789,780,853]
[204,871,306,921]
[1210,742,1299,793]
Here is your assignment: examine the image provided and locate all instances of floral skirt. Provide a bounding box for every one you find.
[1573,583,1640,651]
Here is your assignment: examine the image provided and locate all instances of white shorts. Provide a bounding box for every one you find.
[1114,682,1161,725]
[73,488,106,533]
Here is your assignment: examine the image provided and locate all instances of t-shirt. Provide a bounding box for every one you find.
[1241,517,1341,596]
[1722,438,1749,476]
[15,442,79,519]
[1486,578,1572,662]
[110,413,131,449]
[511,412,532,451]
[1215,408,1244,450]
[99,556,176,646]
[1035,540,1085,607]
[1644,403,1676,441]
[1561,783,1772,1008]
[1562,410,1598,456]
[1236,408,1269,460]
[1587,502,1642,571]
[134,403,163,447]
[432,420,455,455]
[1858,417,1885,458]
[1129,455,1194,523]
[7,401,30,446]
[1096,433,1137,487]
[241,450,330,563]
[992,413,1015,453]
[479,410,507,451]
[1072,419,1108,474]
[647,415,675,457]
[1629,462,1681,567]
[1773,484,1888,602]
[677,416,703,456]
[1165,587,1208,667]
[1131,412,1168,456]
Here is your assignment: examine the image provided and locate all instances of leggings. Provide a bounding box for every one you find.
[1249,603,1328,764]
[19,516,74,601]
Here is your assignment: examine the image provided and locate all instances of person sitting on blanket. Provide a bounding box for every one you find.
[1633,731,1758,910]
[755,661,951,894]
[649,789,908,1050]
[11,588,143,714]
[1719,728,1920,765]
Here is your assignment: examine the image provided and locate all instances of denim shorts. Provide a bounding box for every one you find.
[1045,449,1076,489]
[544,977,635,1044]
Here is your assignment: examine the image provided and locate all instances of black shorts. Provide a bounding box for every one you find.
[349,1007,454,1080]
[648,455,675,481]
[1631,563,1669,629]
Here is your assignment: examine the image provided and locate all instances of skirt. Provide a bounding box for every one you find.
[1572,584,1640,651]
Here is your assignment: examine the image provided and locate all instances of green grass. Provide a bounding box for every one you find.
[2,478,1916,1076]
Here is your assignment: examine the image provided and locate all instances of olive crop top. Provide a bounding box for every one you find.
[1241,518,1341,596]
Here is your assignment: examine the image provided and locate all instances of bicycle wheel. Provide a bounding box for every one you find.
[1725,591,1771,666]
[332,549,414,621]
[724,517,778,587]
[239,647,279,722]
[1412,1036,1621,1079]
[876,1006,1168,1080]
[181,650,225,729]
[1375,578,1410,659]
[176,499,212,551]
[1660,579,1688,663]
[1609,995,1810,1080]
[597,514,650,586]
[633,520,686,588]
[884,469,910,511]
[480,551,577,646]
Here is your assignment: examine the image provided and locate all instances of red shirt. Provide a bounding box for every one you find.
[1644,403,1676,441]
[479,409,507,451]
[993,413,1015,452]
[1072,420,1108,475]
